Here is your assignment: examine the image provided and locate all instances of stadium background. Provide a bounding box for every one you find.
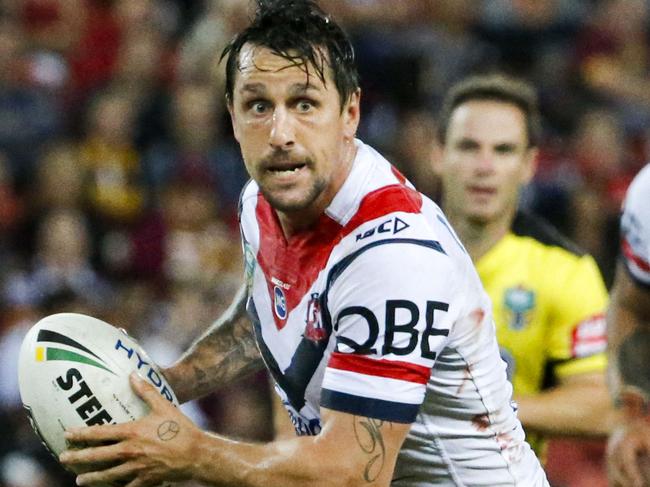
[0,0,644,485]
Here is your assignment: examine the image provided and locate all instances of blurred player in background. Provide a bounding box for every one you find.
[433,74,615,465]
[607,163,650,487]
[59,1,548,485]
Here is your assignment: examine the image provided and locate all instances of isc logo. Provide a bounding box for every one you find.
[114,339,176,403]
[355,217,409,241]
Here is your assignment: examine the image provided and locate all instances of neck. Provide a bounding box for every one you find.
[446,208,515,261]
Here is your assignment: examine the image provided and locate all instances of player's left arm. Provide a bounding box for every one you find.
[60,373,410,487]
[606,262,650,487]
[515,254,616,437]
[607,262,650,408]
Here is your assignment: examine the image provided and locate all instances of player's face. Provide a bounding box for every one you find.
[439,100,537,225]
[228,44,360,220]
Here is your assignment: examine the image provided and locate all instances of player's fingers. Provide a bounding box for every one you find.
[64,423,130,443]
[125,480,174,487]
[75,460,139,486]
[130,372,167,410]
[60,441,131,465]
[125,476,157,487]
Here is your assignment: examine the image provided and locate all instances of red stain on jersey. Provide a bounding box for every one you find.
[456,364,474,394]
[470,308,486,330]
[472,413,491,431]
[497,431,513,451]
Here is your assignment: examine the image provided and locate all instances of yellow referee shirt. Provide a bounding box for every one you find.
[475,212,608,456]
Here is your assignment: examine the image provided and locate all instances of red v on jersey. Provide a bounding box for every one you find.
[255,198,342,330]
[255,183,423,330]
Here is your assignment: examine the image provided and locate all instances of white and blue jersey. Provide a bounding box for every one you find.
[621,164,650,287]
[239,140,548,486]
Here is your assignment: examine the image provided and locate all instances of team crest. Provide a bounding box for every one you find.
[273,285,287,320]
[304,293,327,342]
[504,286,536,330]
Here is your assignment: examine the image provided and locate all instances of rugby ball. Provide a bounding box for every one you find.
[18,313,179,484]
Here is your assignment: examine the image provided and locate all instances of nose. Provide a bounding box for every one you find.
[269,107,295,150]
[475,149,496,173]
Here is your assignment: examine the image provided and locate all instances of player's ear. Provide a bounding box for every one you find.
[227,97,240,143]
[430,138,445,177]
[342,89,361,141]
[521,146,538,185]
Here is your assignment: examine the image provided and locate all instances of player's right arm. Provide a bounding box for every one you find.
[162,284,265,403]
[62,378,411,487]
[607,263,650,487]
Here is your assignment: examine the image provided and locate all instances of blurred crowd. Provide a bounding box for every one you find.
[0,0,648,486]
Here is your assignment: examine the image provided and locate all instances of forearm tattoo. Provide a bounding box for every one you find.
[353,416,388,483]
[618,328,650,401]
[187,317,264,397]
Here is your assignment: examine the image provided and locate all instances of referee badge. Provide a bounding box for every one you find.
[504,286,535,331]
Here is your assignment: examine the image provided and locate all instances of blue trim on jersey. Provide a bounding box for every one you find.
[320,238,446,334]
[321,389,419,424]
[436,214,467,254]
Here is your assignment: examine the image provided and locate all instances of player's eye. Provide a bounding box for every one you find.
[494,143,517,155]
[456,139,479,152]
[296,99,315,112]
[247,100,270,114]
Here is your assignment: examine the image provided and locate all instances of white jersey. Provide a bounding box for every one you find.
[239,140,547,486]
[621,164,650,287]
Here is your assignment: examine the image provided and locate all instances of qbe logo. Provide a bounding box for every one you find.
[274,285,287,320]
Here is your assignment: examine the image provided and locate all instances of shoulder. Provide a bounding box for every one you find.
[511,211,585,257]
[621,164,650,237]
[238,179,258,213]
[327,235,449,288]
[238,179,259,227]
[507,212,606,294]
[620,165,650,286]
[624,164,650,211]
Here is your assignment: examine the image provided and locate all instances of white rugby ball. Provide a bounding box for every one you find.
[18,313,179,484]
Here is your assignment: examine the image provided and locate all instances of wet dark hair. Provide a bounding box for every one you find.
[221,0,359,109]
[437,74,542,147]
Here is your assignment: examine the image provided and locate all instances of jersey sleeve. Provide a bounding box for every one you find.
[319,239,460,424]
[621,165,650,287]
[546,253,608,378]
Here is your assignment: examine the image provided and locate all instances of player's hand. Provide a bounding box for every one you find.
[59,372,203,486]
[607,418,650,487]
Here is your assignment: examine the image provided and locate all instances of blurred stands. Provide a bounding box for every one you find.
[0,1,644,485]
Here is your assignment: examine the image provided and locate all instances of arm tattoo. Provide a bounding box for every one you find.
[168,286,265,401]
[353,416,388,482]
[187,315,263,397]
[618,328,650,401]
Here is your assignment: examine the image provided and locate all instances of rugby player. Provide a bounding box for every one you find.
[607,164,650,487]
[59,2,547,485]
[433,74,615,463]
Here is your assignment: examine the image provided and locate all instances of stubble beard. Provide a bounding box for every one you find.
[260,174,328,214]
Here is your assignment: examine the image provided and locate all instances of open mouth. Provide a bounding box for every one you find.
[267,162,306,174]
